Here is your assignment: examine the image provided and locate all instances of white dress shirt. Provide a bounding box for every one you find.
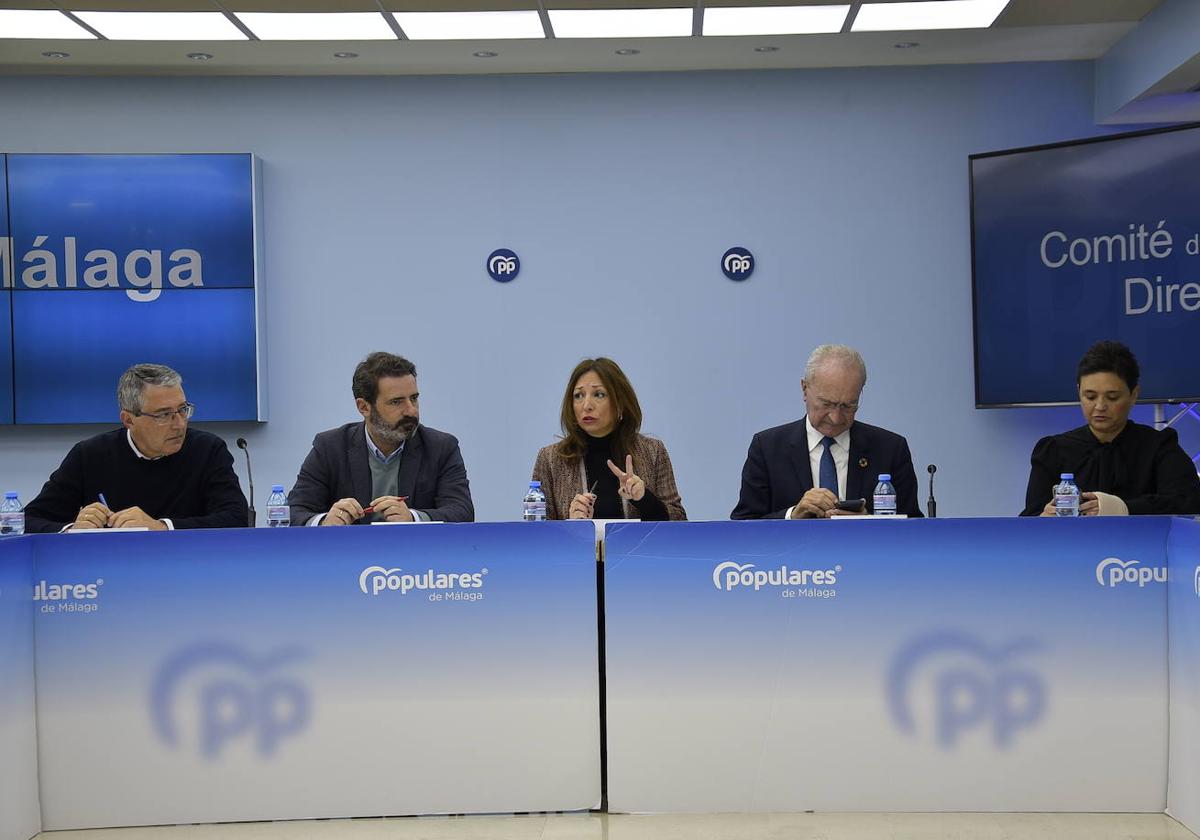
[785,418,851,519]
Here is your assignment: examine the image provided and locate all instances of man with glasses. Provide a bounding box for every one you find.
[731,344,922,519]
[24,363,248,532]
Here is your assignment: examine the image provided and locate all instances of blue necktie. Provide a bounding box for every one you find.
[819,436,838,495]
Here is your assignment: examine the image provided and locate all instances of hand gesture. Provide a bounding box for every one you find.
[607,455,646,502]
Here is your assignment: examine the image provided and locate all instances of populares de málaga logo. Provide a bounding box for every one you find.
[711,560,840,599]
[1094,556,1166,588]
[359,565,487,601]
[33,578,104,613]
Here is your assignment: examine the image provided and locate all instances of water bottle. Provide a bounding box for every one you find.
[522,481,547,521]
[1,491,25,535]
[267,485,290,528]
[873,474,897,516]
[1054,473,1080,517]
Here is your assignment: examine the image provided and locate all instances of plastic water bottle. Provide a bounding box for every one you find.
[267,485,290,528]
[523,481,547,521]
[1054,473,1080,517]
[1,491,25,535]
[873,474,897,516]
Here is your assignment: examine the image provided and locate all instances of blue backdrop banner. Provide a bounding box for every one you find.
[31,523,600,829]
[0,153,262,423]
[605,518,1171,812]
[971,125,1200,406]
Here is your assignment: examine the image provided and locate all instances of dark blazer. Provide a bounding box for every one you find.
[288,422,474,524]
[731,418,923,519]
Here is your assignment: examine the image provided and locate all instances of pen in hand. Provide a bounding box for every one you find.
[359,496,407,518]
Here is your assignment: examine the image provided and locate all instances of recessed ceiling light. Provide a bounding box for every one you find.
[187,52,214,61]
[393,11,544,40]
[234,12,396,41]
[754,45,779,53]
[0,10,94,39]
[472,50,498,58]
[703,5,849,37]
[76,12,247,41]
[42,51,71,58]
[853,0,1010,32]
[615,48,640,55]
[333,51,359,58]
[894,41,920,48]
[548,8,692,39]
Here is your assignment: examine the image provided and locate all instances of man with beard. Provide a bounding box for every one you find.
[288,352,474,524]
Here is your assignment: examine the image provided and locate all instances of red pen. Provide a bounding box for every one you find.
[360,497,406,517]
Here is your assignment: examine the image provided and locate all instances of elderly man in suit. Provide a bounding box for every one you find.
[731,344,922,519]
[288,352,474,525]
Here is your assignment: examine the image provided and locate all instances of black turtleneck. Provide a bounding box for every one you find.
[583,433,669,521]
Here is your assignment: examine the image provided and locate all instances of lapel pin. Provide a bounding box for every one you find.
[858,457,869,469]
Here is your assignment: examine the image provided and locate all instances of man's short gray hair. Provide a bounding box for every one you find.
[804,344,867,386]
[117,364,183,413]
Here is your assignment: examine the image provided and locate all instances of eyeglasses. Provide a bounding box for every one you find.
[813,397,860,413]
[133,402,195,424]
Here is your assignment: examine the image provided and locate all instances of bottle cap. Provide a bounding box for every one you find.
[1060,473,1074,480]
[530,481,541,488]
[4,491,16,499]
[878,474,891,482]
[271,484,285,492]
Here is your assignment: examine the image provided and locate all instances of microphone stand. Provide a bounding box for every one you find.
[926,464,938,519]
[237,438,256,528]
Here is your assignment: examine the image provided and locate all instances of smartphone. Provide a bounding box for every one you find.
[835,499,866,512]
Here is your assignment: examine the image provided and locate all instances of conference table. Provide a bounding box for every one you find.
[2,518,1199,839]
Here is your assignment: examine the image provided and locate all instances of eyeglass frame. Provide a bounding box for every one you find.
[131,402,196,425]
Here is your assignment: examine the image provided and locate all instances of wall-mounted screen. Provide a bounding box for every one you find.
[971,125,1200,407]
[0,153,263,424]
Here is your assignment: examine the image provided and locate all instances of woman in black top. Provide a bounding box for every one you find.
[1021,340,1200,516]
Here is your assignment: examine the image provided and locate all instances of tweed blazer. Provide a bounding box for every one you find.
[531,433,686,521]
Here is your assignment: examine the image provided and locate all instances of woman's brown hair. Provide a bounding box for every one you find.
[554,357,643,467]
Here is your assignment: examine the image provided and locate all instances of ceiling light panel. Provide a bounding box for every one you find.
[235,12,397,40]
[75,12,248,40]
[0,10,96,39]
[392,11,544,40]
[548,8,693,39]
[853,0,1010,32]
[703,5,850,36]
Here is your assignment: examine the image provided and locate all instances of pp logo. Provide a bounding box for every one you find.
[487,249,520,282]
[721,247,754,281]
[1095,556,1167,588]
[150,642,311,760]
[886,630,1046,750]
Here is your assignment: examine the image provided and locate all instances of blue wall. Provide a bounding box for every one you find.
[0,62,1186,521]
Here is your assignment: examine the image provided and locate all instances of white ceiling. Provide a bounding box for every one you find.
[0,0,1165,76]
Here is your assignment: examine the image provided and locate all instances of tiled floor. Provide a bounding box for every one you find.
[35,812,1200,840]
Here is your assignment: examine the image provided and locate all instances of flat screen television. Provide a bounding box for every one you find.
[971,124,1200,407]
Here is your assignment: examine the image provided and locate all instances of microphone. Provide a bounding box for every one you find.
[926,464,937,519]
[236,437,256,528]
